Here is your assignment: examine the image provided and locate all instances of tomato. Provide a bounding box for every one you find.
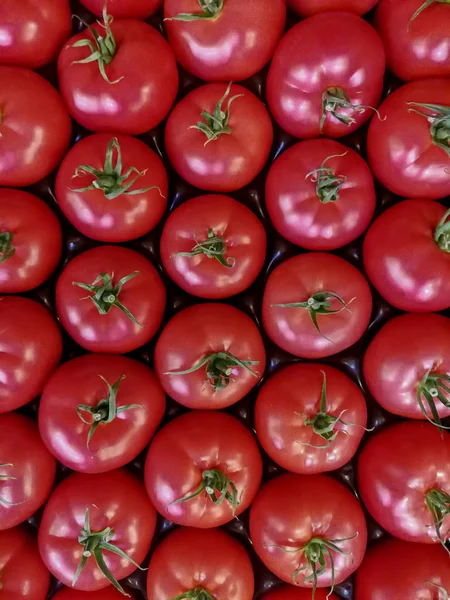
[160,194,266,299]
[146,527,254,600]
[38,469,155,594]
[55,245,166,353]
[262,253,372,359]
[144,410,262,527]
[165,82,273,192]
[53,590,134,600]
[0,67,71,187]
[79,0,162,19]
[39,353,165,474]
[363,313,450,427]
[164,0,286,82]
[255,363,368,474]
[267,13,385,139]
[0,296,62,413]
[0,413,56,531]
[287,0,378,17]
[261,586,339,600]
[367,78,450,199]
[250,473,367,594]
[265,139,376,251]
[55,134,168,243]
[363,200,450,312]
[154,303,265,409]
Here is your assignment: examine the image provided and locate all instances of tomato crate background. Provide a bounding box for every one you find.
[12,1,450,599]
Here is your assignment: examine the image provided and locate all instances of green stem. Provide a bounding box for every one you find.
[407,102,450,157]
[166,0,224,21]
[171,468,240,515]
[0,232,14,263]
[425,489,450,554]
[434,209,450,252]
[408,0,450,29]
[320,87,384,134]
[305,152,348,204]
[417,369,450,430]
[169,589,215,600]
[174,229,235,268]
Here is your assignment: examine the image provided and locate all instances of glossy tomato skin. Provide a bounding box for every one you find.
[267,13,385,139]
[265,139,376,250]
[53,590,134,600]
[39,470,156,591]
[147,527,254,600]
[55,134,168,242]
[0,67,71,187]
[164,0,286,82]
[261,586,338,600]
[363,313,450,421]
[0,296,62,413]
[154,303,266,409]
[80,0,162,18]
[262,253,372,359]
[368,79,450,199]
[144,411,262,527]
[288,0,377,17]
[58,20,178,134]
[56,246,166,353]
[165,83,273,192]
[160,195,266,298]
[0,413,56,531]
[250,473,367,588]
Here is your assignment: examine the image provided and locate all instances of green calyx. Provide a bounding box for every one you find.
[427,582,449,598]
[425,488,450,554]
[191,82,243,145]
[407,102,450,157]
[169,589,215,600]
[306,152,348,204]
[166,0,224,21]
[321,87,383,134]
[174,229,235,268]
[417,369,450,430]
[171,468,240,515]
[0,232,14,263]
[435,209,450,252]
[408,0,450,29]
[0,463,23,506]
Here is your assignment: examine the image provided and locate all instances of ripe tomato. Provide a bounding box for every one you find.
[164,0,285,82]
[39,353,165,474]
[363,313,450,427]
[147,527,254,600]
[53,590,133,600]
[288,0,377,17]
[0,413,56,531]
[154,303,265,409]
[79,0,162,19]
[265,139,376,250]
[165,82,273,192]
[367,78,450,199]
[160,194,266,299]
[261,586,338,600]
[55,245,166,353]
[267,13,385,139]
[55,134,168,243]
[0,189,62,293]
[250,473,367,593]
[262,253,372,359]
[363,200,450,312]
[0,67,71,187]
[0,296,62,413]
[39,470,155,594]
[255,363,368,474]
[144,410,262,527]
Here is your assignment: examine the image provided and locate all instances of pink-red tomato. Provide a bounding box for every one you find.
[165,83,273,192]
[160,194,266,298]
[267,13,385,139]
[367,78,450,199]
[265,139,376,250]
[262,253,372,359]
[164,0,286,82]
[0,296,62,413]
[39,353,165,474]
[144,410,262,527]
[80,0,162,18]
[53,590,134,600]
[288,0,378,17]
[0,67,71,187]
[154,303,266,409]
[261,586,339,600]
[55,245,166,353]
[0,413,56,531]
[55,134,168,242]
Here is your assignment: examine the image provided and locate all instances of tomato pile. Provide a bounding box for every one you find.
[0,1,450,600]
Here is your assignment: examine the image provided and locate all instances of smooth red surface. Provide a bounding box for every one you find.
[288,0,377,17]
[261,586,338,600]
[53,590,134,600]
[80,0,162,18]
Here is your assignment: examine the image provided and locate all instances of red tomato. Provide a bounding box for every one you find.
[147,527,254,600]
[55,134,168,242]
[0,296,62,413]
[144,410,262,527]
[0,413,56,531]
[363,313,450,426]
[262,253,372,359]
[261,585,338,600]
[55,245,166,353]
[165,82,273,192]
[255,363,368,474]
[39,353,165,474]
[265,139,376,250]
[53,590,134,600]
[80,0,162,19]
[288,0,378,17]
[367,78,450,199]
[267,13,385,139]
[160,194,266,299]
[250,473,367,593]
[38,470,156,594]
[363,200,450,312]
[164,0,286,82]
[0,67,71,187]
[154,303,266,409]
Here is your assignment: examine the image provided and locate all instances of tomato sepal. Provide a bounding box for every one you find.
[306,152,348,204]
[407,0,450,30]
[0,463,24,506]
[0,232,14,263]
[174,228,235,268]
[417,370,450,430]
[169,588,216,600]
[427,582,449,598]
[320,87,384,134]
[407,102,450,157]
[166,0,224,22]
[435,208,450,252]
[171,467,240,515]
[425,488,450,554]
